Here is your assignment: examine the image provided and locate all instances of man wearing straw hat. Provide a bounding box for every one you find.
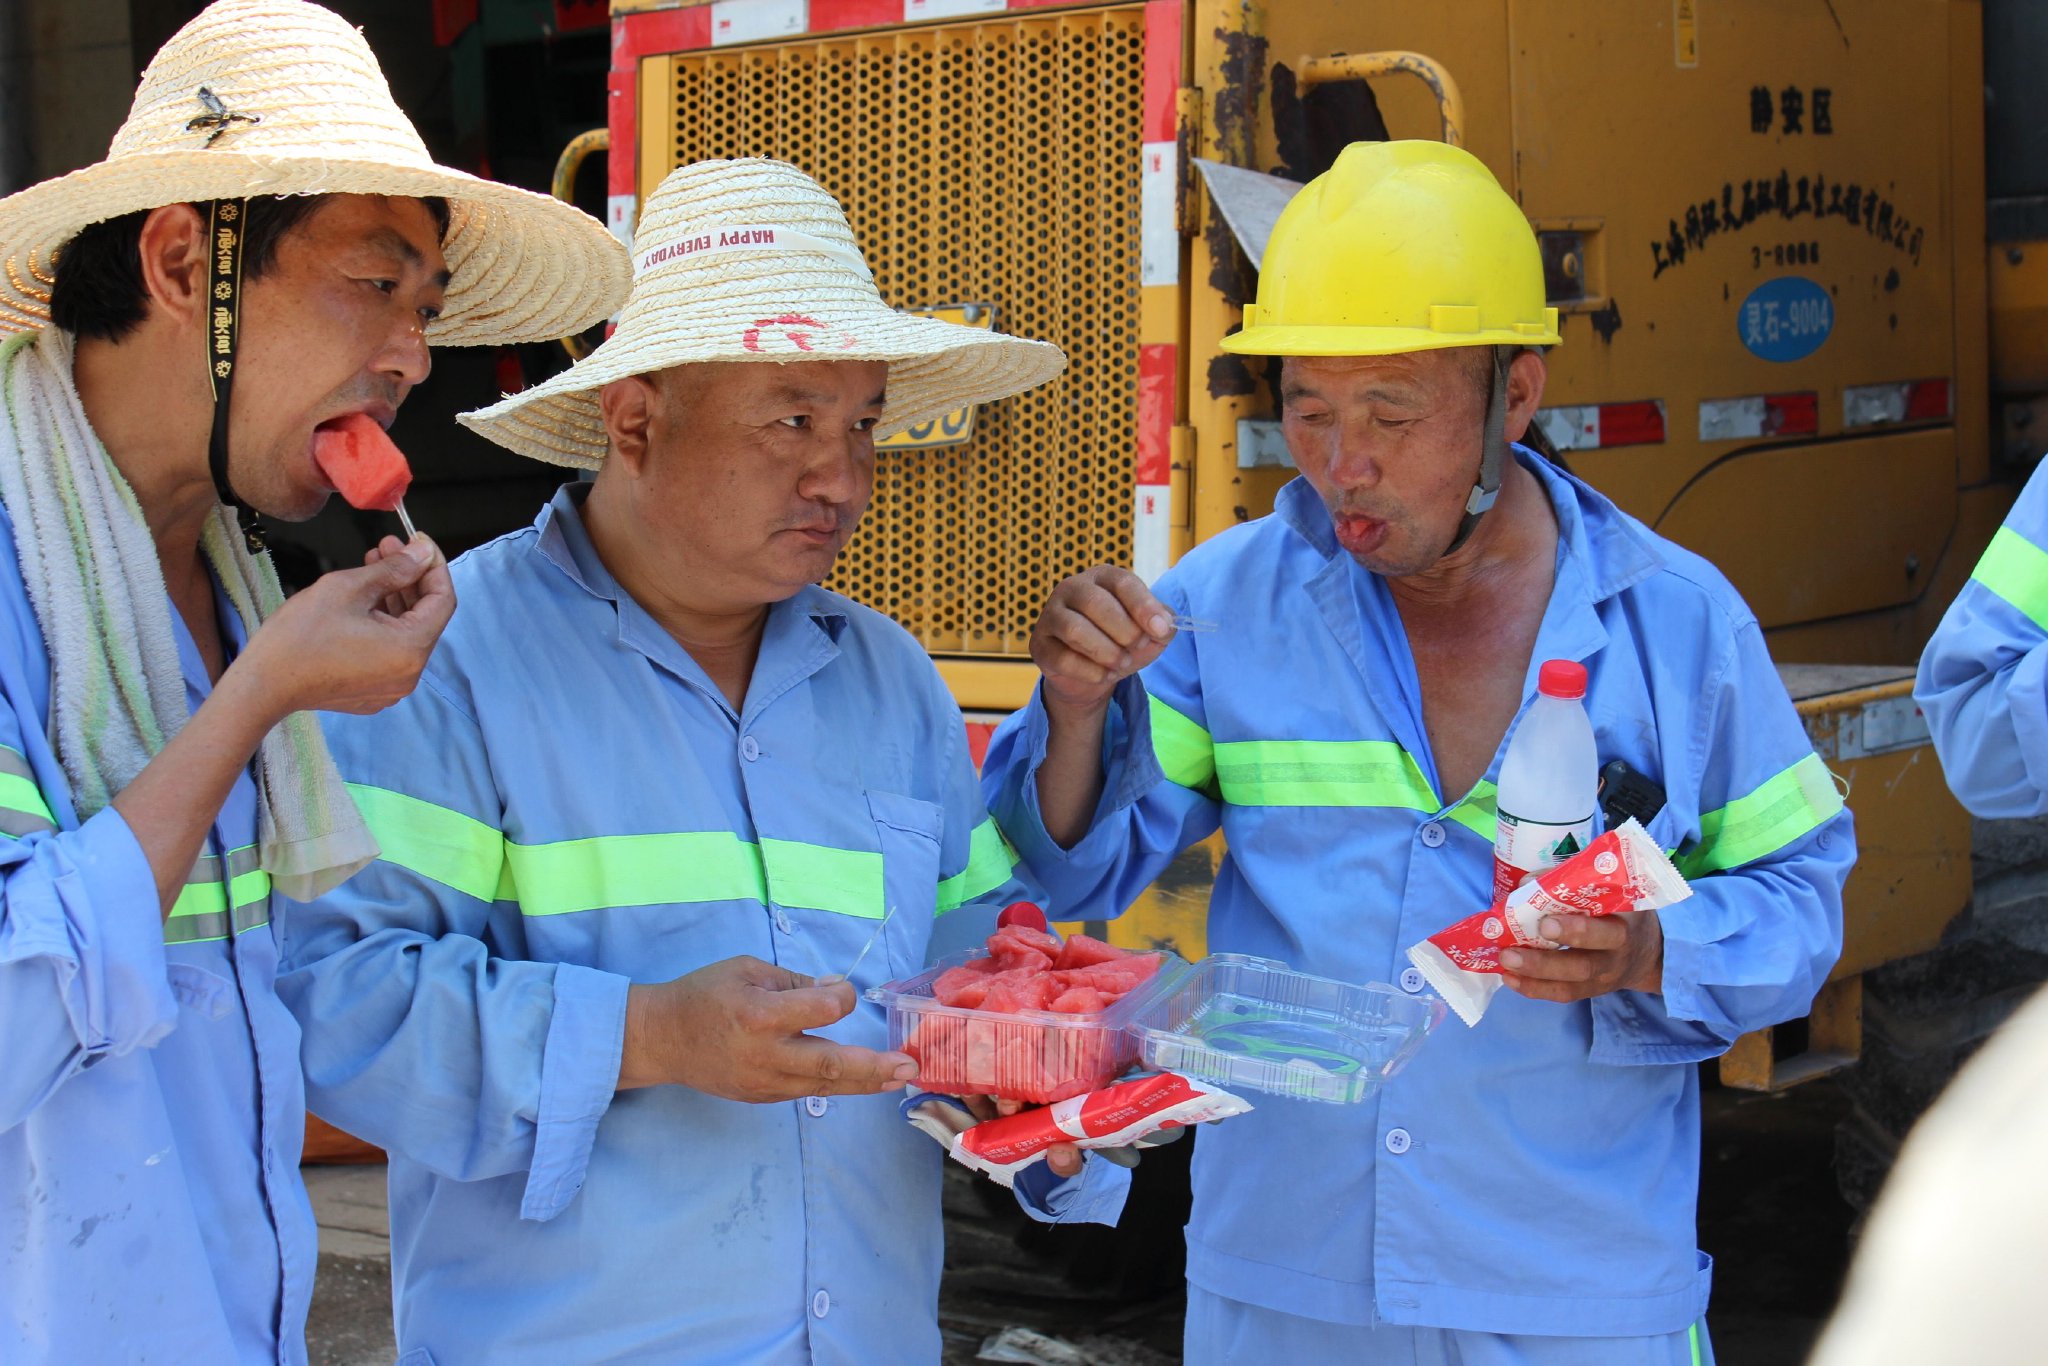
[0,2,630,1361]
[279,157,1128,1362]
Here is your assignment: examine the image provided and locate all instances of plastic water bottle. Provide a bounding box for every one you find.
[1492,659,1598,901]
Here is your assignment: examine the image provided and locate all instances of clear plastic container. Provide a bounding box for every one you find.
[866,948,1187,1104]
[1129,955,1444,1104]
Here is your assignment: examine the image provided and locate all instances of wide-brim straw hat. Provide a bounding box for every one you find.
[0,0,628,346]
[459,158,1066,468]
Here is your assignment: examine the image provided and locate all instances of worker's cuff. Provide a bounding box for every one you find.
[0,806,178,1058]
[1004,677,1163,872]
[519,963,630,1222]
[2008,643,2048,801]
[1588,987,1732,1066]
[1011,1149,1133,1226]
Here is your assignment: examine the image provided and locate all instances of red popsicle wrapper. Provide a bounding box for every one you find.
[948,1072,1251,1187]
[1407,817,1692,1027]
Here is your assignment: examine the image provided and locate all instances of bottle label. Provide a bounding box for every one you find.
[1491,808,1595,902]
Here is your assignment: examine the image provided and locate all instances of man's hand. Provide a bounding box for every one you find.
[1500,910,1664,1003]
[619,955,919,1102]
[961,1095,1083,1179]
[232,535,456,722]
[1030,566,1176,716]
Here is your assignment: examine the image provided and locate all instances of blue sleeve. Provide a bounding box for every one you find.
[981,587,1222,921]
[1011,1149,1133,1225]
[0,792,173,1131]
[276,670,629,1222]
[925,672,1043,963]
[0,552,175,1132]
[1916,464,2048,817]
[1593,621,1853,1064]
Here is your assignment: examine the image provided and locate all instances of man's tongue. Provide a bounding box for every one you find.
[1334,511,1387,553]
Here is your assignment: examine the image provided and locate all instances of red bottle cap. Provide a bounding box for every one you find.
[1537,659,1588,700]
[997,902,1048,931]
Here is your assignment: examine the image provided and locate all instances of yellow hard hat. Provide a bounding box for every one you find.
[1223,140,1562,357]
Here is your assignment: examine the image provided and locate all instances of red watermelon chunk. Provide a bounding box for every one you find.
[931,967,990,1008]
[1052,933,1129,971]
[897,926,1171,1101]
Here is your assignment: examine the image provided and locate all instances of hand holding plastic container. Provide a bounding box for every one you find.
[1493,659,1598,899]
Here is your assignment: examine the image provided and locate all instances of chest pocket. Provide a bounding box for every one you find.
[865,789,943,980]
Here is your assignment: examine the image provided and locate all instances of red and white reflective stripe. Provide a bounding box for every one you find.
[1843,378,1952,429]
[710,0,806,44]
[1697,392,1818,442]
[1534,401,1666,452]
[1139,0,1181,288]
[905,0,1004,16]
[1133,344,1175,583]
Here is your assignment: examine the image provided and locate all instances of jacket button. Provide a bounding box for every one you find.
[812,1289,831,1319]
[740,735,762,761]
[1384,1127,1412,1156]
[1419,822,1446,848]
[1398,967,1426,994]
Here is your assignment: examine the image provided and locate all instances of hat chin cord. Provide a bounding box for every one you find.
[203,199,266,554]
[1443,346,1511,558]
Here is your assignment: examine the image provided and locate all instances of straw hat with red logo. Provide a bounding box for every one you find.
[459,158,1066,468]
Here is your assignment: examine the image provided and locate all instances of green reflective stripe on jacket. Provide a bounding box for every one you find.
[759,837,884,919]
[936,818,1018,913]
[506,830,766,917]
[1677,753,1844,878]
[1445,780,1498,840]
[507,832,892,920]
[1148,696,1217,792]
[164,846,271,944]
[1971,525,2048,630]
[349,783,512,903]
[0,746,55,836]
[1212,737,1437,811]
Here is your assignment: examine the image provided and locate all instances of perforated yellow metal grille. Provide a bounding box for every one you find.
[663,8,1145,656]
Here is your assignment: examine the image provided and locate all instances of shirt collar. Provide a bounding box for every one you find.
[1274,446,1665,604]
[532,482,852,641]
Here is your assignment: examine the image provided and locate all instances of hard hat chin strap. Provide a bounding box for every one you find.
[202,199,266,554]
[1445,347,1511,557]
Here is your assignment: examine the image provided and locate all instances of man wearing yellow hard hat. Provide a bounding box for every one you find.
[984,141,1853,1361]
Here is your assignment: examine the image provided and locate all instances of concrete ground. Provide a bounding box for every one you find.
[305,1079,1856,1366]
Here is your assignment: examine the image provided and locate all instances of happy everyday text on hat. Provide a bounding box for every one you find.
[635,224,873,281]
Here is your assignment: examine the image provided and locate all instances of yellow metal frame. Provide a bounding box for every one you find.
[1295,49,1464,147]
[550,127,610,360]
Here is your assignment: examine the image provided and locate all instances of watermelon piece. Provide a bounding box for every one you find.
[897,926,1159,1100]
[1052,933,1128,971]
[931,967,989,1008]
[313,413,412,512]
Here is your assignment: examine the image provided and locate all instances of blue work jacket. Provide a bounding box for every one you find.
[984,452,1852,1337]
[279,484,1126,1366]
[1917,460,2048,816]
[0,504,310,1363]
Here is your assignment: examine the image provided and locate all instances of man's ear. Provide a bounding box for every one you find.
[1501,348,1549,445]
[134,204,211,330]
[599,374,659,475]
